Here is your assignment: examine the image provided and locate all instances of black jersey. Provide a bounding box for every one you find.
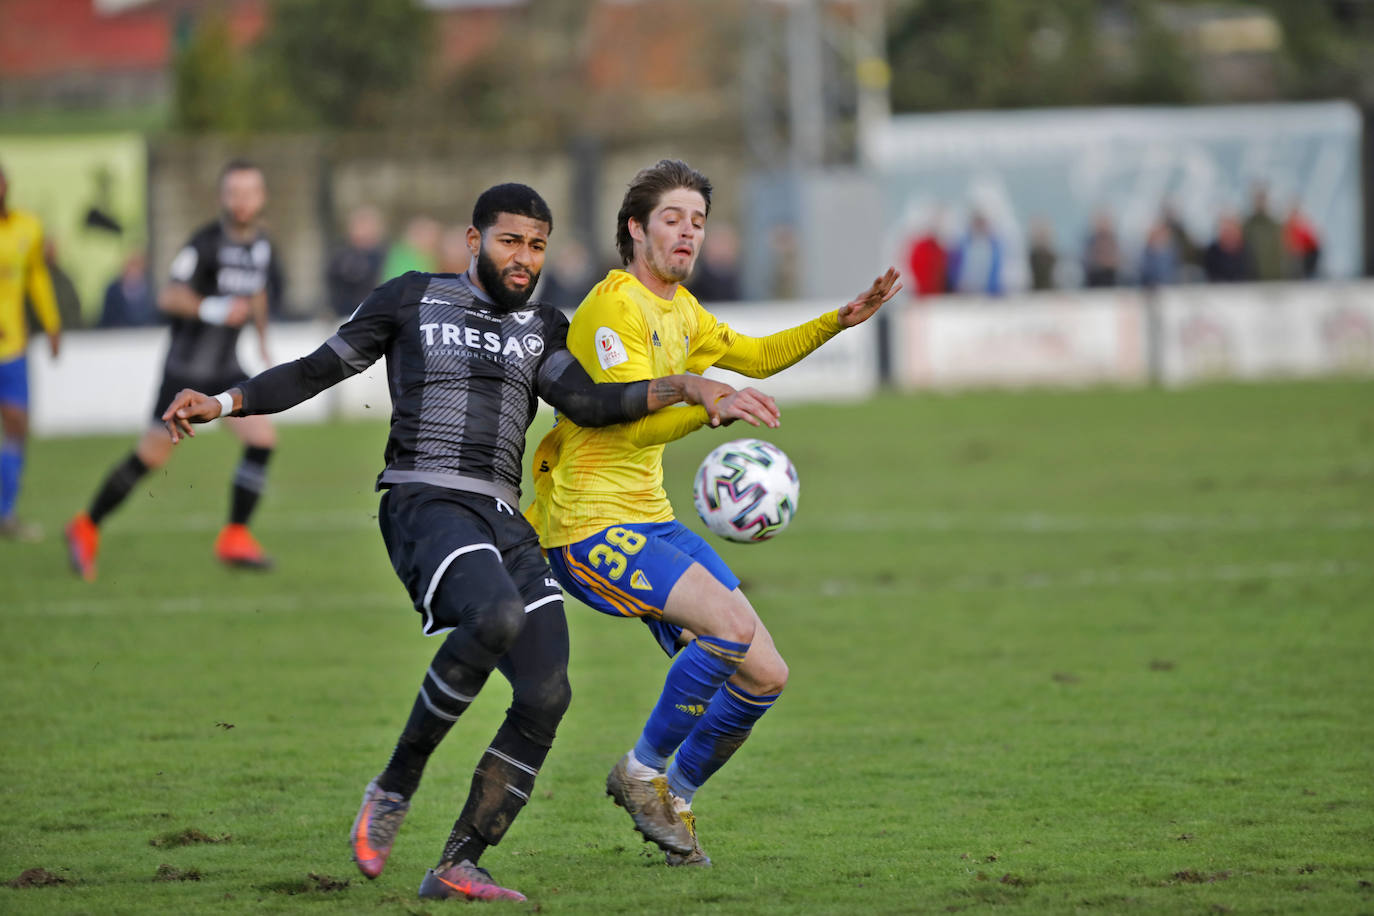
[163,220,277,380]
[324,271,602,504]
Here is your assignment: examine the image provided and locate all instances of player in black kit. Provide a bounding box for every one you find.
[66,160,282,580]
[161,183,779,902]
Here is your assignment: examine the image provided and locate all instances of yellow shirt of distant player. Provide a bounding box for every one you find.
[0,209,60,361]
[527,268,841,548]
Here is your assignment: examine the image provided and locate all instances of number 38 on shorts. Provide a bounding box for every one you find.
[549,520,740,624]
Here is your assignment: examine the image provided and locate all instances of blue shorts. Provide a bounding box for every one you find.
[549,520,740,657]
[0,356,28,409]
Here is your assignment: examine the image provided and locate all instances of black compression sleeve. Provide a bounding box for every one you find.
[537,350,651,427]
[236,343,355,416]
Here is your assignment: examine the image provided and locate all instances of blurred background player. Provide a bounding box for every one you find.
[0,163,62,541]
[160,182,768,902]
[526,159,900,866]
[65,160,278,579]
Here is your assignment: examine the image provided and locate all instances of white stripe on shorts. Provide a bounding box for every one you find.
[524,594,561,615]
[422,543,501,616]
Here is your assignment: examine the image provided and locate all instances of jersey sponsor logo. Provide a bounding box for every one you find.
[217,244,264,269]
[419,321,542,360]
[216,266,266,296]
[595,326,628,369]
[420,296,453,306]
[630,569,652,591]
[651,330,662,348]
[544,577,560,589]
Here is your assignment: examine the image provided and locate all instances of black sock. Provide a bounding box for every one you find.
[439,719,551,867]
[229,446,272,525]
[89,452,149,525]
[377,635,495,798]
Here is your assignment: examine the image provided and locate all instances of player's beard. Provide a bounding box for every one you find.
[475,247,540,312]
[647,243,695,286]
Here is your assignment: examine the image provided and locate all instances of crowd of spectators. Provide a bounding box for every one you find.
[904,185,1325,299]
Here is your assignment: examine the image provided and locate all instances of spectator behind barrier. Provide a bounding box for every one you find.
[99,250,157,327]
[1204,214,1251,283]
[948,211,1003,296]
[326,204,386,318]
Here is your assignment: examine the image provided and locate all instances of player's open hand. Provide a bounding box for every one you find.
[837,267,902,329]
[161,388,221,443]
[713,387,780,429]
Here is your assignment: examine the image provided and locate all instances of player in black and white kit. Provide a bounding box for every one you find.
[162,183,779,902]
[66,159,281,580]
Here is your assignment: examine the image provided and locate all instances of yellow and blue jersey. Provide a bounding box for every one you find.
[0,209,59,362]
[526,268,842,548]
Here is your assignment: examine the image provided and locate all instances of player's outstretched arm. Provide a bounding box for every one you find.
[163,341,361,443]
[709,267,902,380]
[836,267,903,328]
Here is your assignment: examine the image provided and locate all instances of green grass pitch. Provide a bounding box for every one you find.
[2,379,1371,914]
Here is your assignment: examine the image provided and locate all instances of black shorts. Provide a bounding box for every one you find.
[378,483,562,635]
[152,366,247,422]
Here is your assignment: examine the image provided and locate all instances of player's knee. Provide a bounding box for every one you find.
[747,654,789,696]
[510,671,572,747]
[715,613,755,646]
[710,593,756,645]
[470,594,525,655]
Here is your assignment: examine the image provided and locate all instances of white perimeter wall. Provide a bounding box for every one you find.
[24,281,1374,437]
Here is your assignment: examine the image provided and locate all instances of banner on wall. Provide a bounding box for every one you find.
[899,292,1148,388]
[1155,283,1374,385]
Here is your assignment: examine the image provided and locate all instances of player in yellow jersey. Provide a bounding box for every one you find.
[526,159,900,865]
[0,164,62,541]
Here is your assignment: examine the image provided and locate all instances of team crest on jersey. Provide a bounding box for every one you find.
[595,327,628,369]
[522,333,545,356]
[630,569,652,591]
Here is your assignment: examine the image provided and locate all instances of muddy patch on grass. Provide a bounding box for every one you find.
[1172,869,1231,884]
[154,864,203,882]
[149,827,231,847]
[259,873,351,895]
[6,867,66,888]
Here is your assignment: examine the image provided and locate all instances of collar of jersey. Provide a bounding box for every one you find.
[613,268,685,311]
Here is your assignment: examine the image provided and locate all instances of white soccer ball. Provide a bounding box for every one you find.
[692,438,800,543]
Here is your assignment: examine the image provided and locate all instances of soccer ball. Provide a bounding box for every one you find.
[692,438,800,543]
